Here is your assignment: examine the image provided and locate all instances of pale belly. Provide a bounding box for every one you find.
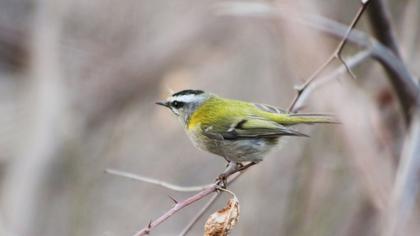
[186,129,278,163]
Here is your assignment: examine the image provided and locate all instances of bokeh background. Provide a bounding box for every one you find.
[0,0,419,235]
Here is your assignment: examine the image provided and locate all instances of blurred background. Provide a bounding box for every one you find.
[0,0,419,235]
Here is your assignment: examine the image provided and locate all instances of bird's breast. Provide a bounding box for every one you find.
[185,126,223,155]
[185,126,208,150]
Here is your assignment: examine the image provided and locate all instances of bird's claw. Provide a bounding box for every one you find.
[216,174,228,189]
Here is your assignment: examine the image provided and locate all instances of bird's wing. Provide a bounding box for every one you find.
[253,102,338,125]
[202,117,307,141]
[253,103,286,114]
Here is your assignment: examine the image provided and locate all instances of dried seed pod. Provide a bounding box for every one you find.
[204,197,239,236]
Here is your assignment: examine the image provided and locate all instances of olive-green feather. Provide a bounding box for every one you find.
[188,96,337,137]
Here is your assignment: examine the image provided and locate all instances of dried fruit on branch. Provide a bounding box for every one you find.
[204,197,240,236]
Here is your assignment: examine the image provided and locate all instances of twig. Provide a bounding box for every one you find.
[133,184,218,236]
[105,169,212,192]
[132,172,242,236]
[175,162,257,235]
[179,192,220,236]
[287,0,370,112]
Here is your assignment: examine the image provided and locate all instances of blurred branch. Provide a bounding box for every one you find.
[1,2,70,235]
[400,0,419,61]
[217,1,419,124]
[105,169,212,192]
[366,0,418,125]
[367,0,401,59]
[287,0,370,112]
[0,23,28,71]
[132,172,242,236]
[385,112,420,236]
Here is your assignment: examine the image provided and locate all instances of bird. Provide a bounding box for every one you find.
[156,89,336,181]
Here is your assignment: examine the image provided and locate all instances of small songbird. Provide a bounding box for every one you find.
[157,89,336,180]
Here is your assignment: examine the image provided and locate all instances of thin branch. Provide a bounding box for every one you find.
[335,1,368,81]
[132,172,242,236]
[338,56,357,79]
[287,0,370,112]
[175,163,256,235]
[287,54,335,113]
[105,169,212,192]
[336,0,369,55]
[133,184,218,236]
[179,192,220,236]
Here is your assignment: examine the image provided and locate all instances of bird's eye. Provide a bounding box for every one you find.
[171,101,184,108]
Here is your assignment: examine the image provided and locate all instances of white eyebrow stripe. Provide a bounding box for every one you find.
[168,94,197,103]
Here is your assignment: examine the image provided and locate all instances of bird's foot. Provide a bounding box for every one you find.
[216,174,228,189]
[215,161,239,189]
[215,161,257,189]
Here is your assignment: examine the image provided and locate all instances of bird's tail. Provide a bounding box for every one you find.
[275,113,339,125]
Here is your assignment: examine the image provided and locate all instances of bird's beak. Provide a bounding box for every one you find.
[156,101,170,108]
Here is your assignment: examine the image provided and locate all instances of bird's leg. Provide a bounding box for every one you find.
[216,161,258,188]
[216,161,238,188]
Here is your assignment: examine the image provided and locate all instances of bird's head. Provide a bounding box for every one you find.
[156,89,211,125]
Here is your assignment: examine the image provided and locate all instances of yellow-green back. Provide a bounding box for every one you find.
[188,96,335,133]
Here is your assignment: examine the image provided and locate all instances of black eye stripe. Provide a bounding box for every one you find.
[171,101,184,108]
